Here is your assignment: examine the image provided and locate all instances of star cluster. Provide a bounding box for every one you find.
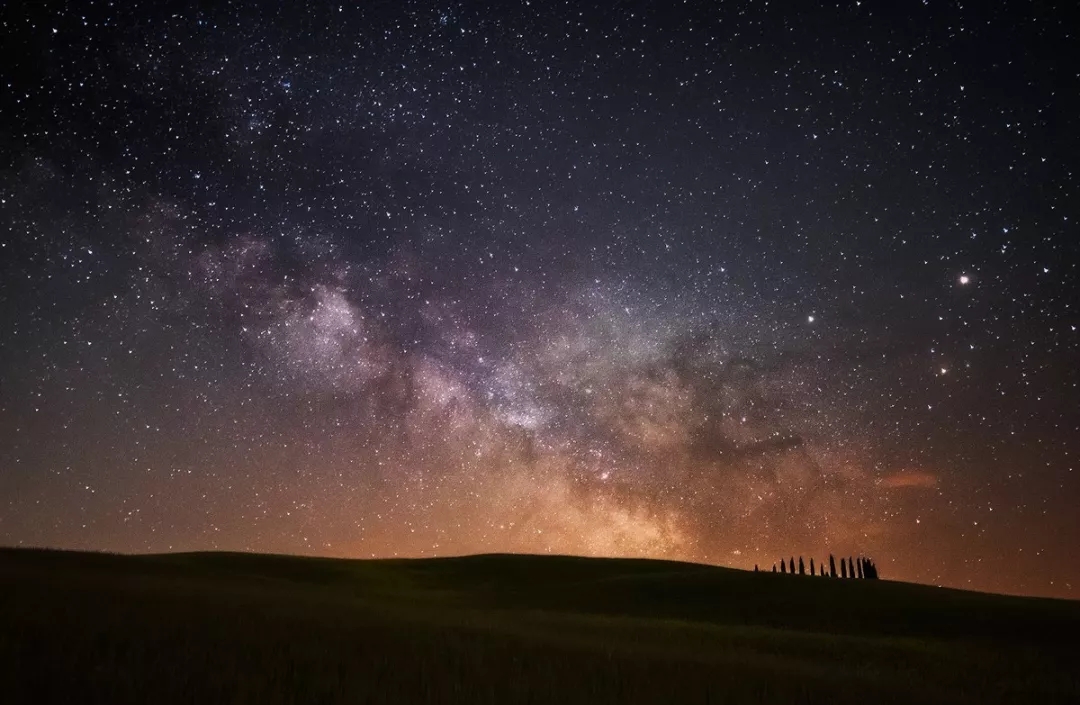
[1,0,1077,598]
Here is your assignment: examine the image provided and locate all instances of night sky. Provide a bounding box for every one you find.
[1,1,1077,599]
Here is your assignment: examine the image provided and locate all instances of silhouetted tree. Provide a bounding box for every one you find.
[829,554,837,578]
[866,560,878,579]
[772,564,777,573]
[810,558,815,575]
[798,557,805,575]
[754,564,759,572]
[780,560,786,574]
[789,557,795,574]
[848,557,855,579]
[840,558,848,579]
[856,558,864,579]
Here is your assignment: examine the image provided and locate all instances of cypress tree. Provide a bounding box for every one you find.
[840,558,848,579]
[754,564,759,572]
[780,560,786,574]
[829,554,837,578]
[856,557,864,579]
[772,564,777,573]
[798,557,805,575]
[810,558,815,575]
[789,557,795,574]
[848,557,855,579]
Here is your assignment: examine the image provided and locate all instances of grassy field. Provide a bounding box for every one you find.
[1,548,1077,704]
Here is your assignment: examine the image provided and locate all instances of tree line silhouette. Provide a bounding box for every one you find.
[753,555,879,579]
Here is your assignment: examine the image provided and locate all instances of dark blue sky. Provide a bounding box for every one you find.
[1,0,1077,597]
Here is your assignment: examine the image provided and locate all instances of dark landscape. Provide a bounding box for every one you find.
[3,548,1078,704]
[3,1,1078,702]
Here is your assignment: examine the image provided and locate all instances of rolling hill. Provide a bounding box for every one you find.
[2,548,1077,704]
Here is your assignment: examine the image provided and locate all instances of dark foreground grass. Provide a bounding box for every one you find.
[1,548,1078,704]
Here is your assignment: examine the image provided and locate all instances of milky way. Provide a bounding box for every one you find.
[1,1,1077,598]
